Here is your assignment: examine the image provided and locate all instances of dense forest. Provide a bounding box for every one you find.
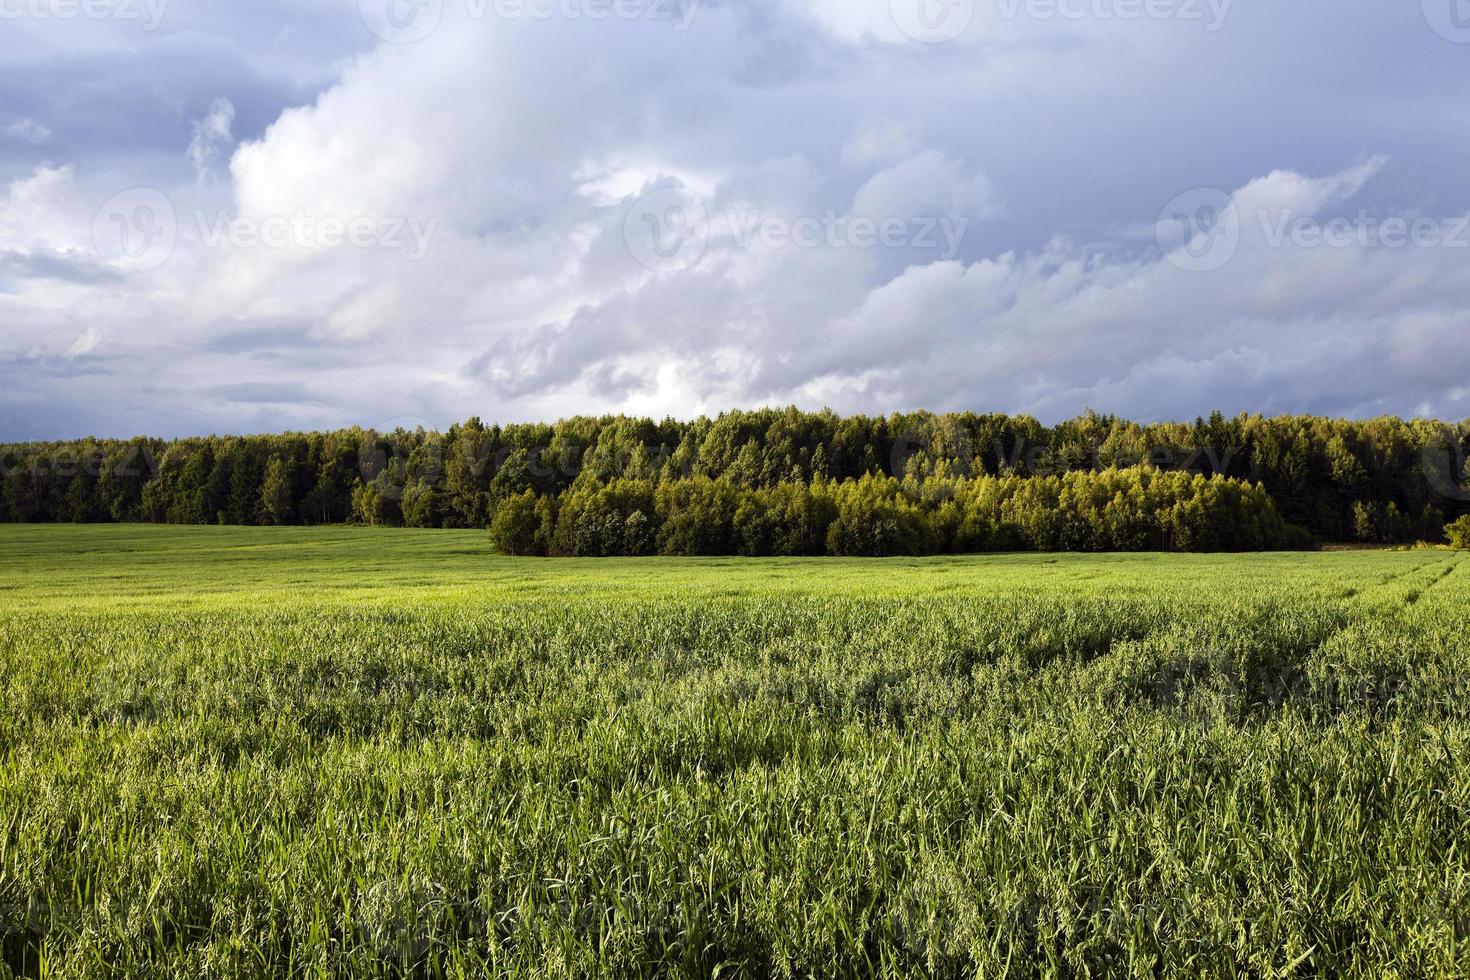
[3,409,1467,555]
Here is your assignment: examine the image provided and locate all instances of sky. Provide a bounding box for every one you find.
[1,0,1469,439]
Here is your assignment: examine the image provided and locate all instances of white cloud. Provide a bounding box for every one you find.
[187,98,237,180]
[1233,156,1390,219]
[2,2,1469,438]
[64,326,104,358]
[0,165,76,250]
[852,150,998,221]
[5,117,52,145]
[841,118,922,170]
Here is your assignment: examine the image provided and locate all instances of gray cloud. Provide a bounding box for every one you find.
[2,1,1469,439]
[202,320,323,354]
[210,381,318,404]
[0,248,123,285]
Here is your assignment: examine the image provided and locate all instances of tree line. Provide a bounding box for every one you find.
[3,409,1467,554]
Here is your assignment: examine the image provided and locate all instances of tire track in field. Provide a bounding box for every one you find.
[1293,555,1461,691]
[1340,556,1434,601]
[1404,554,1463,607]
[1371,556,1439,587]
[1291,555,1452,683]
[1205,555,1464,718]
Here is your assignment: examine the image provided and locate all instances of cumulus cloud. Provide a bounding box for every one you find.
[1,1,1468,439]
[0,164,76,247]
[1233,156,1391,218]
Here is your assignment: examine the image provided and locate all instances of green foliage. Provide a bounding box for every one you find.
[1446,515,1470,550]
[654,476,741,555]
[550,479,657,557]
[352,457,405,527]
[825,475,934,556]
[1,526,1469,977]
[258,455,294,525]
[488,490,547,557]
[4,410,1468,549]
[732,482,837,556]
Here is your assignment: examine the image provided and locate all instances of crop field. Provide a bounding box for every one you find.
[2,526,1469,978]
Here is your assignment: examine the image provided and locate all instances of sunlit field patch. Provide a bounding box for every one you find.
[2,526,1467,977]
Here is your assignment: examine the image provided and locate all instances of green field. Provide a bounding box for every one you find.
[2,526,1469,978]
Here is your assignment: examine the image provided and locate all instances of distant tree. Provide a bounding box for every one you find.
[259,456,294,525]
[401,482,441,528]
[1446,515,1470,550]
[226,443,264,525]
[655,477,739,555]
[1418,504,1447,542]
[1353,501,1378,543]
[353,459,405,527]
[443,420,493,528]
[623,510,655,556]
[305,455,351,525]
[3,409,1465,550]
[826,475,933,557]
[733,494,781,556]
[490,491,546,557]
